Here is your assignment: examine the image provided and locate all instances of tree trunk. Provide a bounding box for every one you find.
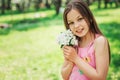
[34,0,42,10]
[114,0,119,8]
[45,0,51,9]
[6,0,12,10]
[16,3,22,12]
[98,0,101,9]
[104,0,110,8]
[53,0,62,15]
[1,0,5,14]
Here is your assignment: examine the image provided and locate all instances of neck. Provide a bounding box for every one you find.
[79,32,94,47]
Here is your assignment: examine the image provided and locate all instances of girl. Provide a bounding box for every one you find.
[61,0,111,80]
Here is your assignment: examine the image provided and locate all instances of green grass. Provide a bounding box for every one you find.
[0,4,120,80]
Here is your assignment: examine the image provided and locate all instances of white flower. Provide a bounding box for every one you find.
[56,29,78,48]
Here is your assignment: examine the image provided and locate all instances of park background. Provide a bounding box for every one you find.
[0,0,120,80]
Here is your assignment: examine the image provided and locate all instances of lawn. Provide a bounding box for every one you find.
[0,4,120,80]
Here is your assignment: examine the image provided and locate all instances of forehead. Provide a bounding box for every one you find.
[67,9,82,21]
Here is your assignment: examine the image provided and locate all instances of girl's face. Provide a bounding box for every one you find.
[67,9,90,38]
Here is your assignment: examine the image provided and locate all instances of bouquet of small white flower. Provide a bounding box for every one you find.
[57,29,78,48]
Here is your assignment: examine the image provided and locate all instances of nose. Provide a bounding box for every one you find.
[74,22,79,28]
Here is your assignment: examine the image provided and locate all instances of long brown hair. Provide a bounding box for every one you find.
[63,0,102,35]
[63,0,111,63]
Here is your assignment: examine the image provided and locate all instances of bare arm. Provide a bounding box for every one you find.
[64,36,110,80]
[61,59,74,80]
[61,46,75,80]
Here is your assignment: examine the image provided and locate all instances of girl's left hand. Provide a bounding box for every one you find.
[62,46,78,63]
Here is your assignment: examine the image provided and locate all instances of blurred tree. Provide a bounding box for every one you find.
[34,0,42,10]
[45,0,51,9]
[12,0,32,12]
[26,0,32,10]
[6,0,12,10]
[84,0,95,6]
[98,0,119,8]
[1,0,5,14]
[109,0,119,8]
[98,0,101,9]
[12,0,23,12]
[52,0,62,15]
[65,0,70,5]
[85,0,91,5]
[65,0,94,6]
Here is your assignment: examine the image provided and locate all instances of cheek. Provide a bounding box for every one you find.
[84,20,90,27]
[84,25,89,32]
[83,21,89,29]
[69,27,76,33]
[82,20,88,26]
[69,27,74,31]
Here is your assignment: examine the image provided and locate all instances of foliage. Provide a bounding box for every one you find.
[0,3,120,80]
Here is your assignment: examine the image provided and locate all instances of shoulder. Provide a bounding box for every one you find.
[94,36,108,45]
[94,35,108,48]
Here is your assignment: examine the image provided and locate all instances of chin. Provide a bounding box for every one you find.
[77,34,85,37]
[76,33,86,37]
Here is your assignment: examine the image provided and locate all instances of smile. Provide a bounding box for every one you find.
[76,28,84,33]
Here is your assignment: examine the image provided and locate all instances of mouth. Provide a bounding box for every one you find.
[76,28,84,33]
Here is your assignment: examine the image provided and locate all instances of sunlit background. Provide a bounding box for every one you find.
[0,0,120,80]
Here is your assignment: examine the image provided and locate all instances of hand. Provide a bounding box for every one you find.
[62,46,78,63]
[65,58,74,65]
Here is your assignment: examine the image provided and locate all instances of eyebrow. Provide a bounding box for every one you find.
[67,20,72,23]
[67,15,82,23]
[76,15,83,19]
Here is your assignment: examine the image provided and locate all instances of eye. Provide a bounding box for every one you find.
[68,22,74,25]
[78,17,84,21]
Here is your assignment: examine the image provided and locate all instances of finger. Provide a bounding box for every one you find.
[63,50,70,54]
[64,54,70,60]
[63,46,70,50]
[63,47,70,52]
[62,47,69,54]
[63,51,69,56]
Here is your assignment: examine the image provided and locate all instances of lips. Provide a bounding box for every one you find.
[76,28,84,33]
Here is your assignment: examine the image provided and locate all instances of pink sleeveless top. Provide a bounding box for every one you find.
[69,35,100,80]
